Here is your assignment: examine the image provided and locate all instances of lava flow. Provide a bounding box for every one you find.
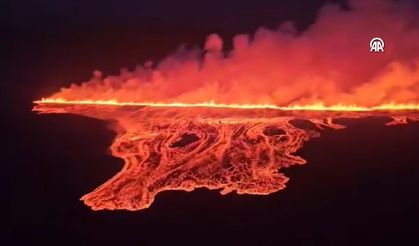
[33,101,419,211]
[33,0,419,211]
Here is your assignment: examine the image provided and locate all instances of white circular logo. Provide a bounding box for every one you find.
[370,37,384,52]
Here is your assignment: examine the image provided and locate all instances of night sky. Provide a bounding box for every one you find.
[9,0,419,244]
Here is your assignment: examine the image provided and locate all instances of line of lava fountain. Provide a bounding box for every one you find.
[34,98,419,112]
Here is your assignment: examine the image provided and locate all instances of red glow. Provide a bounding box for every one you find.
[33,101,419,211]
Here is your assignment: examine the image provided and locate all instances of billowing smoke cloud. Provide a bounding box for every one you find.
[50,0,419,106]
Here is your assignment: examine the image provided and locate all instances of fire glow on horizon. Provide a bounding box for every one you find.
[34,98,419,112]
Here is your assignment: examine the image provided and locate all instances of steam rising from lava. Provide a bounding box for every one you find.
[34,0,419,211]
[46,0,419,107]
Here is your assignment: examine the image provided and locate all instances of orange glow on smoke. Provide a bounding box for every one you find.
[34,98,419,112]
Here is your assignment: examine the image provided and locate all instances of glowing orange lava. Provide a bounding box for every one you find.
[34,98,419,112]
[33,100,419,211]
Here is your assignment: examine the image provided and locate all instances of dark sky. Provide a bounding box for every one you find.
[10,0,345,28]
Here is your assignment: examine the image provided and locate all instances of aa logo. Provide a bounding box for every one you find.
[370,37,384,53]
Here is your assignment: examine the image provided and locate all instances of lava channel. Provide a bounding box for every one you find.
[33,102,419,211]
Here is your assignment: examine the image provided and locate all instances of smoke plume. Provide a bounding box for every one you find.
[49,0,419,107]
